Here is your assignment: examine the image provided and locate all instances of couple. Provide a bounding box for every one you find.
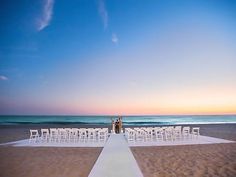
[112,117,123,134]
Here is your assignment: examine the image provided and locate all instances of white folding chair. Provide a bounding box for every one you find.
[29,129,39,143]
[127,129,135,142]
[145,128,153,141]
[50,128,58,142]
[94,128,101,141]
[41,129,50,143]
[182,126,191,139]
[98,129,107,142]
[164,126,174,141]
[124,128,129,138]
[191,127,200,139]
[58,128,67,143]
[79,128,87,142]
[154,127,164,141]
[173,126,182,140]
[70,128,79,142]
[64,128,72,142]
[125,128,132,138]
[102,128,109,140]
[88,128,96,142]
[135,128,145,142]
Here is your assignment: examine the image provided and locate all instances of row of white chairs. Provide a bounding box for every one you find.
[125,126,200,142]
[29,128,109,143]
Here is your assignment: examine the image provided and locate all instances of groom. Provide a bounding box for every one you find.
[118,116,123,133]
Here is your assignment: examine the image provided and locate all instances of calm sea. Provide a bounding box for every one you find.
[0,115,235,126]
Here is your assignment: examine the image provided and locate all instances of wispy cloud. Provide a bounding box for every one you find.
[112,33,119,44]
[37,0,55,31]
[97,1,119,44]
[0,75,8,81]
[98,0,108,29]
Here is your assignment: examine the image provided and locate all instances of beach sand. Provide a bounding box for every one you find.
[0,147,102,177]
[131,124,236,177]
[132,144,236,177]
[0,124,105,177]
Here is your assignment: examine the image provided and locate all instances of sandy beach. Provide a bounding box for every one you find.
[0,123,235,177]
[0,147,102,177]
[132,143,236,177]
[0,124,105,177]
[131,124,236,177]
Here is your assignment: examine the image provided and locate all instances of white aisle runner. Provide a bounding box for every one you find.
[88,134,143,177]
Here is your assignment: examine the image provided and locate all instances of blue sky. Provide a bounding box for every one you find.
[0,0,236,115]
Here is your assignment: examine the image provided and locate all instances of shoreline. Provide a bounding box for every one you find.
[0,122,236,128]
[1,121,236,126]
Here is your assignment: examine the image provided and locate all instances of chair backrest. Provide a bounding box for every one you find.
[145,128,152,135]
[59,128,67,137]
[71,128,79,135]
[57,128,64,133]
[165,126,173,132]
[30,129,39,136]
[174,126,182,132]
[50,128,58,135]
[129,129,135,136]
[79,129,87,136]
[183,126,190,133]
[41,129,49,135]
[154,127,163,134]
[64,128,72,135]
[192,127,200,134]
[99,130,106,137]
[88,129,95,135]
[136,129,145,135]
[101,128,108,134]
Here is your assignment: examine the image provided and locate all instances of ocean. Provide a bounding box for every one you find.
[0,115,235,126]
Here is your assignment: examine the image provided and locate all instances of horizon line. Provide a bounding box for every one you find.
[1,113,236,117]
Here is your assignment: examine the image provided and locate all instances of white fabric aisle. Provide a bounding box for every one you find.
[88,134,143,177]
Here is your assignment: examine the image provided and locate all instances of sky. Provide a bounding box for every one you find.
[0,0,236,115]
